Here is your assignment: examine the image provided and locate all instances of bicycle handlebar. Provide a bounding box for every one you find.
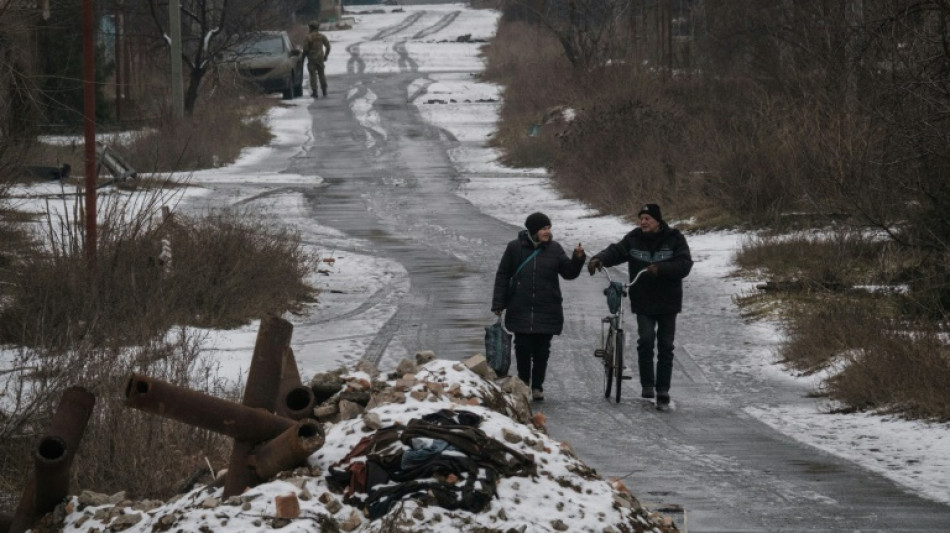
[603,267,649,289]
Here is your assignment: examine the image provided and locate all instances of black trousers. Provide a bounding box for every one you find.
[635,313,677,392]
[514,333,553,391]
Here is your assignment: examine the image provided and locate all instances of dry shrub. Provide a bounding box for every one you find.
[117,90,273,173]
[825,331,950,421]
[0,185,314,503]
[555,70,695,216]
[0,190,316,346]
[481,20,572,168]
[162,207,317,329]
[0,329,238,502]
[73,332,238,497]
[777,296,888,374]
[734,231,899,287]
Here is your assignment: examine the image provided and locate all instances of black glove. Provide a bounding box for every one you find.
[587,257,602,276]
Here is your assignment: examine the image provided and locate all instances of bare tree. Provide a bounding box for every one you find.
[501,0,634,69]
[143,0,298,115]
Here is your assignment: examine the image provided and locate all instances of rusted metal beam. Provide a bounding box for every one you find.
[124,374,294,442]
[223,315,294,498]
[9,387,95,533]
[249,420,325,481]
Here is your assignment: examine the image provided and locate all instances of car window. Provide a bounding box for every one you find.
[241,35,285,55]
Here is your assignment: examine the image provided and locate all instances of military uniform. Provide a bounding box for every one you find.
[303,22,331,97]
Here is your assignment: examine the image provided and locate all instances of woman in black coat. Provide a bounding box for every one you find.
[491,212,586,401]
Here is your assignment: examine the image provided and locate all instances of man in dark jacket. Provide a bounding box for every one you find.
[492,212,586,402]
[587,204,692,410]
[303,21,331,97]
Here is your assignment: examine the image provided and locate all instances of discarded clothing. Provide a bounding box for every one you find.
[326,409,535,519]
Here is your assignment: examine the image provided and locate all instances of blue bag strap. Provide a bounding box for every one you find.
[510,248,542,285]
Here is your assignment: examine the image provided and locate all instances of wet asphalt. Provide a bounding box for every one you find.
[214,9,950,532]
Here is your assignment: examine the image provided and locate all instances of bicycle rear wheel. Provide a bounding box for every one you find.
[614,330,624,403]
[603,331,614,399]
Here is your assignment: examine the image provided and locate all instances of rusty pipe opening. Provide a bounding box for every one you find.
[36,436,66,463]
[297,421,319,439]
[285,387,315,411]
[125,375,149,399]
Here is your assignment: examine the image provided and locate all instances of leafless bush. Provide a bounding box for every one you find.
[777,296,891,374]
[825,330,950,422]
[482,20,572,169]
[0,326,239,501]
[734,231,900,287]
[115,86,274,173]
[162,207,318,329]
[0,186,316,347]
[0,182,314,502]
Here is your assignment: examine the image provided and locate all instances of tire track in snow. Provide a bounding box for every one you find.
[371,11,426,40]
[411,11,461,39]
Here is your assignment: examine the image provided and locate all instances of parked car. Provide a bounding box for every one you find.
[229,31,303,99]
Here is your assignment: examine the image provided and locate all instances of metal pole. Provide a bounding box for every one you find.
[115,0,123,122]
[82,0,97,263]
[169,0,184,118]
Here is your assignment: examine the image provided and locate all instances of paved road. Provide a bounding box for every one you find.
[209,6,950,532]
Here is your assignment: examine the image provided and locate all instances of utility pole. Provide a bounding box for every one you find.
[169,0,184,118]
[82,0,97,263]
[115,0,124,122]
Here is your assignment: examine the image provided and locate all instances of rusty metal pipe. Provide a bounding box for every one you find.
[10,387,95,533]
[277,348,315,420]
[250,419,325,481]
[124,374,293,442]
[243,315,293,412]
[32,436,71,514]
[281,386,317,420]
[223,315,294,498]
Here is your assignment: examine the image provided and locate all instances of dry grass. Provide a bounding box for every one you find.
[0,182,316,503]
[0,329,238,502]
[0,28,308,509]
[826,331,950,421]
[117,90,274,174]
[481,20,572,169]
[0,191,316,347]
[731,230,949,420]
[734,231,901,288]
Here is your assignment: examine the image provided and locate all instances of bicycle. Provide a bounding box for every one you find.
[594,268,647,403]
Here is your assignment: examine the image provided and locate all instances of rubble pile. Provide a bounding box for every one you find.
[50,351,679,532]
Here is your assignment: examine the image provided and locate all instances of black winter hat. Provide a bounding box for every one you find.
[637,203,663,223]
[524,212,552,236]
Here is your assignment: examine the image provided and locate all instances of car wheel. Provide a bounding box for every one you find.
[293,71,303,97]
[282,73,294,99]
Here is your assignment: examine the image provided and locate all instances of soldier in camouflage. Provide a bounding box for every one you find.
[303,21,331,97]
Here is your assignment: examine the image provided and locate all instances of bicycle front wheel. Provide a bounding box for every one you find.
[614,329,624,403]
[603,331,614,399]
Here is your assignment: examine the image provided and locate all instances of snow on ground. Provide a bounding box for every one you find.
[58,359,673,533]
[2,3,948,528]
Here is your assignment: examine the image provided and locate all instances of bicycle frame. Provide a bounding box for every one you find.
[598,268,647,403]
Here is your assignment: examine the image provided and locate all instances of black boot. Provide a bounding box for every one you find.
[656,390,671,411]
